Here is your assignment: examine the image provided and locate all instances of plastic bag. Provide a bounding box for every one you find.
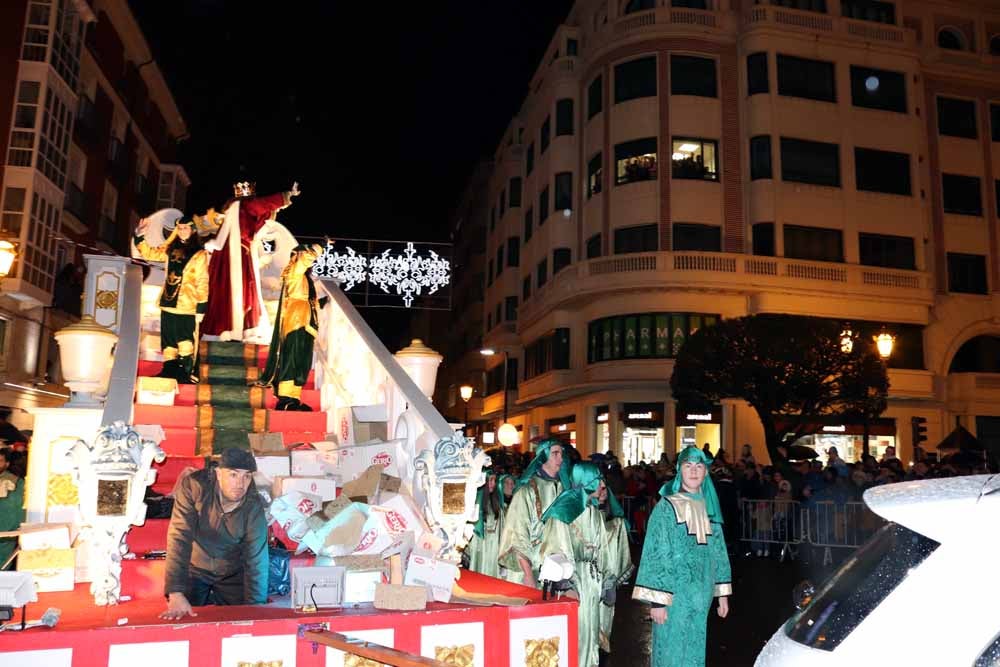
[268,546,291,597]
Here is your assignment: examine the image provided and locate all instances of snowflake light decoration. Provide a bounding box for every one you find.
[368,242,451,307]
[312,240,368,290]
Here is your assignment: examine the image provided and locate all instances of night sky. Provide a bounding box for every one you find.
[130,0,574,244]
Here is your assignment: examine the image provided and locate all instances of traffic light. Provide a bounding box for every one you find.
[911,416,927,447]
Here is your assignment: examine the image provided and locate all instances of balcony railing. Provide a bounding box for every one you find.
[744,4,914,47]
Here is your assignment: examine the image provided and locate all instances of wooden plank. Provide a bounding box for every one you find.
[302,630,450,667]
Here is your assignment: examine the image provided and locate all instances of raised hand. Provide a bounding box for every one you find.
[289,181,301,197]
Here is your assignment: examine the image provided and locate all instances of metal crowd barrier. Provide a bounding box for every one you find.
[738,498,886,565]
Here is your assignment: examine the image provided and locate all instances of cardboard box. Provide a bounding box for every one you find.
[255,455,291,481]
[290,450,328,477]
[353,513,396,556]
[18,523,76,551]
[248,432,286,455]
[269,490,323,542]
[333,405,388,446]
[404,553,459,603]
[374,583,426,611]
[370,493,427,536]
[136,376,178,406]
[273,476,337,501]
[343,569,384,604]
[324,440,401,482]
[18,547,75,592]
[298,503,368,558]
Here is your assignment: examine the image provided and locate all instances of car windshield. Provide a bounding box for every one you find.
[785,522,939,651]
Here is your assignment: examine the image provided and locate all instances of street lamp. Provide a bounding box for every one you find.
[459,384,473,433]
[874,330,895,360]
[481,347,518,447]
[0,240,17,283]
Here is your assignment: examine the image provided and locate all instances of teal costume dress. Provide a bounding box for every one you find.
[540,463,632,667]
[0,472,25,569]
[633,446,732,667]
[497,439,572,587]
[466,473,507,577]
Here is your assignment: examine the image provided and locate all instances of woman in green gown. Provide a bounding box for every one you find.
[633,445,732,667]
[540,463,632,667]
[466,471,506,577]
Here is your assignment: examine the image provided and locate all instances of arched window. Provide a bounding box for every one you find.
[990,35,1000,56]
[624,0,656,14]
[949,335,1000,373]
[937,27,966,51]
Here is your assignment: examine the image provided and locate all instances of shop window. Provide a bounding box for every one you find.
[850,66,906,113]
[671,138,718,181]
[586,233,603,259]
[588,152,603,198]
[507,237,520,267]
[509,177,522,207]
[942,174,983,216]
[784,224,844,263]
[855,147,911,195]
[540,116,551,153]
[614,223,658,254]
[524,207,533,241]
[750,135,772,180]
[624,0,655,12]
[524,328,571,380]
[841,0,895,24]
[747,52,769,95]
[505,295,518,322]
[859,233,915,270]
[670,55,717,98]
[523,276,531,301]
[588,312,719,363]
[553,247,572,274]
[947,252,987,294]
[673,223,721,252]
[937,97,977,138]
[526,143,535,174]
[615,137,658,185]
[537,258,548,287]
[614,56,657,104]
[556,99,574,136]
[780,137,841,187]
[752,223,775,256]
[777,54,836,103]
[588,76,603,120]
[539,186,550,224]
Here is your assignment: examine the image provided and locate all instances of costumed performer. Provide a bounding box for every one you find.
[466,470,507,577]
[133,216,209,383]
[201,181,300,342]
[497,438,572,587]
[540,462,632,667]
[161,448,268,619]
[257,243,323,411]
[633,445,732,667]
[0,448,25,569]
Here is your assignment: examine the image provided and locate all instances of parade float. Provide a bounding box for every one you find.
[0,204,576,667]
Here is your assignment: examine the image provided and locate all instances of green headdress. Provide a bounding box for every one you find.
[660,445,723,523]
[497,473,515,509]
[541,462,624,525]
[516,438,573,490]
[472,470,501,539]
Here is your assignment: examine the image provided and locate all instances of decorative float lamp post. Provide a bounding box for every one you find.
[459,384,474,435]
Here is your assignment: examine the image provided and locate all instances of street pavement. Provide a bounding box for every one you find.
[608,545,840,666]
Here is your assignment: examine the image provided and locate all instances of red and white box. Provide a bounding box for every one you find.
[404,552,459,603]
[272,476,337,501]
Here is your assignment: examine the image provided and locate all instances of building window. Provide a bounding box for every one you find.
[525,328,571,380]
[747,53,769,95]
[784,224,844,263]
[990,35,1000,56]
[505,296,518,322]
[850,66,906,113]
[509,177,522,207]
[780,137,841,187]
[614,56,657,104]
[855,147,911,196]
[496,245,504,277]
[588,153,603,198]
[996,180,1000,216]
[523,276,532,301]
[588,76,603,119]
[673,0,708,7]
[496,302,502,325]
[499,189,506,217]
[758,0,827,12]
[750,136,772,180]
[1,187,27,235]
[615,137,658,185]
[947,252,987,294]
[623,0,655,12]
[537,259,548,287]
[540,116,551,153]
[507,237,520,267]
[8,81,40,167]
[671,138,718,181]
[21,3,50,61]
[586,233,602,259]
[487,259,494,286]
[526,143,535,174]
[942,174,983,216]
[752,223,775,256]
[777,55,836,103]
[614,224,658,254]
[486,358,518,395]
[841,0,895,24]
[555,172,573,212]
[670,55,717,98]
[588,312,719,362]
[991,105,1000,142]
[937,27,966,51]
[524,207,533,242]
[937,97,977,139]
[673,223,721,252]
[556,99,574,136]
[539,186,550,224]
[553,247,572,274]
[486,311,493,331]
[567,38,578,56]
[490,205,496,232]
[859,233,915,270]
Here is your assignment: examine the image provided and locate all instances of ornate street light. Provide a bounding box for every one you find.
[874,330,895,360]
[459,384,473,433]
[481,348,518,447]
[0,240,17,282]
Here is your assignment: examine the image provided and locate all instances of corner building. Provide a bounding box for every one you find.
[473,0,1000,465]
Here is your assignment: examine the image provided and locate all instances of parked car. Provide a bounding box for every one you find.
[756,475,1000,666]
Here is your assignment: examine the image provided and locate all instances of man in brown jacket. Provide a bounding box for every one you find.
[160,448,268,619]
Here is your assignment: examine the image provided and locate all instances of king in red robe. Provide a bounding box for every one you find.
[201,184,298,340]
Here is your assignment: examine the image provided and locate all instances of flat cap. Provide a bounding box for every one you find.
[218,447,257,472]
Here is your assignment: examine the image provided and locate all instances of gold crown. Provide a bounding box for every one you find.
[233,181,256,198]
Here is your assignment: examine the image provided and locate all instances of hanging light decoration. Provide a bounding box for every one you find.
[839,327,854,354]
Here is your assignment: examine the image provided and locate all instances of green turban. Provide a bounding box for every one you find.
[516,438,573,490]
[660,445,723,523]
[541,462,625,525]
